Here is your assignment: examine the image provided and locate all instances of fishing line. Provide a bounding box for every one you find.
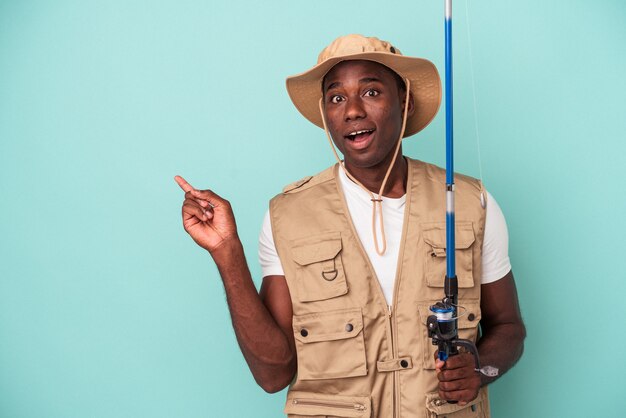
[464,0,487,206]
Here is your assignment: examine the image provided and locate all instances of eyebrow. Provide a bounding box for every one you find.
[324,77,384,92]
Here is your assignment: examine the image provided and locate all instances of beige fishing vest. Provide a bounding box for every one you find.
[269,158,490,418]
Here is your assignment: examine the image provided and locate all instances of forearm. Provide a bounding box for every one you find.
[477,321,526,385]
[210,238,296,392]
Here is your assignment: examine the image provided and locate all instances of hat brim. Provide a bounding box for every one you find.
[286,51,441,138]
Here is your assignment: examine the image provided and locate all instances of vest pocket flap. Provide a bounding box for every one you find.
[291,233,342,266]
[292,308,367,380]
[421,222,476,289]
[293,308,363,343]
[417,301,481,329]
[425,390,484,417]
[457,300,481,329]
[422,222,475,250]
[285,391,372,417]
[291,231,348,303]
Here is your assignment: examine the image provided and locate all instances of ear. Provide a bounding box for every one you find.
[402,90,415,118]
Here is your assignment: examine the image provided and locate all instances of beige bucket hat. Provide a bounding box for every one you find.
[286,34,442,138]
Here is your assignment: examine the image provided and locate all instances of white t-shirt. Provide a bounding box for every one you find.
[259,167,511,305]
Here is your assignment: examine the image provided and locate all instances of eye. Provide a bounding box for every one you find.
[329,95,344,104]
[364,89,380,97]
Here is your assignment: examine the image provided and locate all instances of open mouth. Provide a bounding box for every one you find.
[345,129,375,141]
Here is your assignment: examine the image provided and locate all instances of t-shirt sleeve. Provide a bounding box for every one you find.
[481,191,512,284]
[258,209,286,277]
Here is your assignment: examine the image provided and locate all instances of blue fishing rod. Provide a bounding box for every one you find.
[426,0,498,386]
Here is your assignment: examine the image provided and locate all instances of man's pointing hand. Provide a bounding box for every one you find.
[175,175,238,252]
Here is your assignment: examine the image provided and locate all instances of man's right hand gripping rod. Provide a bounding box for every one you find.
[426,275,499,391]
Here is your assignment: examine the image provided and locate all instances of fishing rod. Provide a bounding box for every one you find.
[426,0,498,387]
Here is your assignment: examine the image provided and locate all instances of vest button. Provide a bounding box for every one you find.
[300,329,308,337]
[400,359,409,368]
[468,313,476,321]
[345,323,354,332]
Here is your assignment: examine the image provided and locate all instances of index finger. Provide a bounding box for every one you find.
[174,175,194,193]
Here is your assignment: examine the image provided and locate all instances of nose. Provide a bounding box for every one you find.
[344,97,366,121]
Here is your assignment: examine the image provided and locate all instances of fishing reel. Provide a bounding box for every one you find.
[426,300,480,364]
[426,276,499,379]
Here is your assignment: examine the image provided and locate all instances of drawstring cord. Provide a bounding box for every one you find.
[318,78,411,256]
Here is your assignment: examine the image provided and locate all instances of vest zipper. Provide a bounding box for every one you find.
[292,398,367,411]
[388,305,397,418]
[388,160,414,418]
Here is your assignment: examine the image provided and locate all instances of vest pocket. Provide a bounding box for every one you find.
[422,222,476,288]
[291,231,348,302]
[292,308,367,380]
[417,300,482,370]
[284,390,371,417]
[425,387,489,418]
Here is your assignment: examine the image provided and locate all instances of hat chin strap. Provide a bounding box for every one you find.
[318,78,411,256]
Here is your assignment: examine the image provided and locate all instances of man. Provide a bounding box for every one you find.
[176,34,525,417]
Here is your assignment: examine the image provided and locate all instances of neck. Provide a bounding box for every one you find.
[344,154,407,198]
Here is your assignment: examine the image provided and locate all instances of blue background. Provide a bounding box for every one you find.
[1,0,625,416]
